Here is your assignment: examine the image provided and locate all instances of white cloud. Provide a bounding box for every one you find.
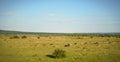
[47,13,56,17]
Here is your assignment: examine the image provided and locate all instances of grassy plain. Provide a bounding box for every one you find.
[0,34,120,62]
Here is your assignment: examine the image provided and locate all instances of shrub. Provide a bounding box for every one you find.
[21,36,27,39]
[13,36,19,39]
[10,37,13,39]
[37,37,40,39]
[52,49,66,58]
[90,36,93,38]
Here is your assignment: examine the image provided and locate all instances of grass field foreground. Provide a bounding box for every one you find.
[0,34,120,62]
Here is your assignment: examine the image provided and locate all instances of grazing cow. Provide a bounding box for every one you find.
[50,43,53,45]
[93,42,98,44]
[108,41,111,44]
[64,43,72,47]
[53,45,59,48]
[93,42,99,46]
[74,43,77,45]
[35,43,41,47]
[42,44,47,46]
[81,42,87,45]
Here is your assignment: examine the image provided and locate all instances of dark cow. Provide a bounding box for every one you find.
[50,43,53,45]
[93,42,98,44]
[74,43,77,45]
[64,43,72,47]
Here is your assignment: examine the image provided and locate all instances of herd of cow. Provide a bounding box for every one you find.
[43,41,117,48]
[64,43,77,47]
[35,43,78,47]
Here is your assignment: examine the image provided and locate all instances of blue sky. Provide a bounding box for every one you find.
[0,0,120,33]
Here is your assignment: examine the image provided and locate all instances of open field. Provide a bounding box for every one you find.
[0,34,120,62]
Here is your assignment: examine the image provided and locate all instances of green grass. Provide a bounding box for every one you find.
[0,34,120,62]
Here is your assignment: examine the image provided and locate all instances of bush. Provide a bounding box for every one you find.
[10,37,13,39]
[52,49,66,58]
[21,36,27,39]
[90,36,93,38]
[13,36,19,39]
[37,37,40,39]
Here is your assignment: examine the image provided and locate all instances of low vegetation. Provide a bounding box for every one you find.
[52,49,66,58]
[10,35,19,39]
[21,36,27,39]
[0,33,120,62]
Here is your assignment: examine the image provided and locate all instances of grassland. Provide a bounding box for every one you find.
[0,34,120,62]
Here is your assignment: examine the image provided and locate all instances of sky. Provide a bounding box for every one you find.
[0,0,120,33]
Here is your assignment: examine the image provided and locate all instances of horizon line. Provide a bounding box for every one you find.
[0,29,120,34]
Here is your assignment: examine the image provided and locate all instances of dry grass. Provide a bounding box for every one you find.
[0,34,120,62]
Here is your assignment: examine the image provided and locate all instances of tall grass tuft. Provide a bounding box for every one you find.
[52,49,66,58]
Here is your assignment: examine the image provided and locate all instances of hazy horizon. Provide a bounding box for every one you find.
[0,0,120,33]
